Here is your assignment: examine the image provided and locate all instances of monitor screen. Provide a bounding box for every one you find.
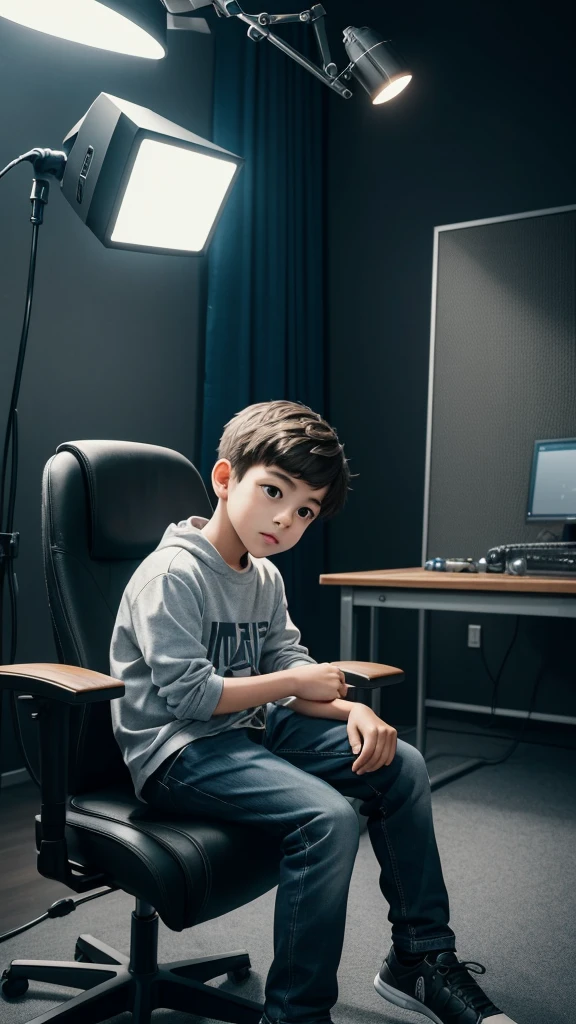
[527,438,576,521]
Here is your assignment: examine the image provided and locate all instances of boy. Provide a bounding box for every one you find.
[110,399,518,1024]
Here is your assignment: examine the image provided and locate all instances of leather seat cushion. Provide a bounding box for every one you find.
[61,786,282,932]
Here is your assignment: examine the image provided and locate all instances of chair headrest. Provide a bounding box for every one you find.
[56,440,209,560]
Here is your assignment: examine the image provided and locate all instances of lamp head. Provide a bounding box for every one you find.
[343,26,412,105]
[61,93,243,255]
[0,0,167,59]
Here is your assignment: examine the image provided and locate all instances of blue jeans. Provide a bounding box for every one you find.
[144,703,456,1024]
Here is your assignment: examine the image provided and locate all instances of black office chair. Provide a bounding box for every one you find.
[0,440,404,1023]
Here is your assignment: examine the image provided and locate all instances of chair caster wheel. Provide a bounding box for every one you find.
[74,944,91,963]
[227,966,251,983]
[1,969,29,999]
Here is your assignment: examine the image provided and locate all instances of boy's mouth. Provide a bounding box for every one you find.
[260,533,280,544]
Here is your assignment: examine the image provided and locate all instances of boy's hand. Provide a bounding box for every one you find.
[290,663,348,702]
[347,705,397,774]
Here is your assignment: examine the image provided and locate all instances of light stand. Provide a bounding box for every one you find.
[0,151,67,668]
[0,150,66,791]
[0,94,242,795]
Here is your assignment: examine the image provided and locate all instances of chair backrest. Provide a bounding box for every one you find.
[41,440,213,794]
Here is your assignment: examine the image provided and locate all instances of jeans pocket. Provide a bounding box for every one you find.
[144,748,187,810]
[159,746,186,785]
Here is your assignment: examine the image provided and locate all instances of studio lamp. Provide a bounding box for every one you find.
[342,26,412,105]
[0,1,413,105]
[0,92,242,668]
[0,1,167,58]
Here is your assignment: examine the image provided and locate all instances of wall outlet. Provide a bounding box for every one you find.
[467,624,482,648]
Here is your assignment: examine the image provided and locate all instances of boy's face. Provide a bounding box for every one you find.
[213,460,329,557]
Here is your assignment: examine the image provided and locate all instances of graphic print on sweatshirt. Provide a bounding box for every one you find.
[206,620,269,677]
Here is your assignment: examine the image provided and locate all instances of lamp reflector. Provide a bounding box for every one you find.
[373,74,412,104]
[343,26,411,105]
[111,140,238,251]
[0,0,165,59]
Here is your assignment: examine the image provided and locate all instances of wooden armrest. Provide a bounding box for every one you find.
[0,663,124,704]
[0,665,122,892]
[330,660,404,688]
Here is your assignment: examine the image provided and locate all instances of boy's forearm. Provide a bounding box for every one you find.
[213,669,297,715]
[288,697,353,721]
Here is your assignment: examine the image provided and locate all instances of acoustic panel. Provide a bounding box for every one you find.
[424,207,576,562]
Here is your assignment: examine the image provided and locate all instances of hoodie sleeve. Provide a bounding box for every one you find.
[259,573,317,707]
[131,572,224,722]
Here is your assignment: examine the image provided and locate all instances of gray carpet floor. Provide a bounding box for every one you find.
[1,725,574,1024]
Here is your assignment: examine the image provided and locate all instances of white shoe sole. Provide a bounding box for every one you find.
[374,973,516,1024]
[374,971,445,1024]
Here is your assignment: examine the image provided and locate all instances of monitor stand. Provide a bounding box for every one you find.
[561,523,576,542]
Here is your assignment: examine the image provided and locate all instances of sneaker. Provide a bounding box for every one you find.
[374,947,518,1023]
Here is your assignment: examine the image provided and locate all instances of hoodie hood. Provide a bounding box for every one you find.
[156,515,255,582]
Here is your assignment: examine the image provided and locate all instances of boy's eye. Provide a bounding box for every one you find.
[261,485,315,520]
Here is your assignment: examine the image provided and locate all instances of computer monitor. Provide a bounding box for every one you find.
[527,437,576,540]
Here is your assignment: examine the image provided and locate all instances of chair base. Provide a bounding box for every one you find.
[1,904,265,1024]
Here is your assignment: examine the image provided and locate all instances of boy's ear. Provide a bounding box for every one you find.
[211,459,233,498]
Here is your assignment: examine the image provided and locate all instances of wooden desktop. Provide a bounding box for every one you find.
[319,567,576,788]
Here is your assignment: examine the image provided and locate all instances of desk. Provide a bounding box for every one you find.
[319,568,576,788]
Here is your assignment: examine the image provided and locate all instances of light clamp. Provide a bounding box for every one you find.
[163,1,411,102]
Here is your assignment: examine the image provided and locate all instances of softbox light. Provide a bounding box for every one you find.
[60,93,243,255]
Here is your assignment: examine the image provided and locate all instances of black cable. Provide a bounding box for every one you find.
[0,887,117,945]
[425,723,576,754]
[481,615,519,720]
[9,691,40,788]
[424,658,544,767]
[6,408,19,664]
[418,612,519,761]
[1,222,40,537]
[0,153,34,182]
[396,615,548,769]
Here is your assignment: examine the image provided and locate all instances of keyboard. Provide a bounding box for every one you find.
[486,541,576,576]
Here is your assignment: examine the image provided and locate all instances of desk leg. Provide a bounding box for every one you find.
[415,608,427,753]
[415,608,485,789]
[369,607,380,717]
[340,588,355,660]
[340,588,359,703]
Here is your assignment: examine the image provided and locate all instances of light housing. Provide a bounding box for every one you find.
[61,93,243,255]
[343,25,412,105]
[0,0,167,59]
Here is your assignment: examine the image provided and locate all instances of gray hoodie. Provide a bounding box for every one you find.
[110,516,317,800]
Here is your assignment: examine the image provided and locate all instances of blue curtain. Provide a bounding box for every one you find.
[200,14,327,640]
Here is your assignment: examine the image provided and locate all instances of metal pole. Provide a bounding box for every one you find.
[415,608,427,752]
[340,588,354,660]
[340,588,357,702]
[369,607,380,716]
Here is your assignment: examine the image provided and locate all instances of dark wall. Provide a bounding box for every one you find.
[324,1,576,725]
[0,20,214,772]
[1,2,575,774]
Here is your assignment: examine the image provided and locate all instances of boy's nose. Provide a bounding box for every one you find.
[273,511,293,528]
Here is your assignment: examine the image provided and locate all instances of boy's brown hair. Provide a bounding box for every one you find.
[217,400,356,521]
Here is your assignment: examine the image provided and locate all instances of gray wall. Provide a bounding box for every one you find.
[427,210,576,561]
[0,19,214,772]
[324,0,576,727]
